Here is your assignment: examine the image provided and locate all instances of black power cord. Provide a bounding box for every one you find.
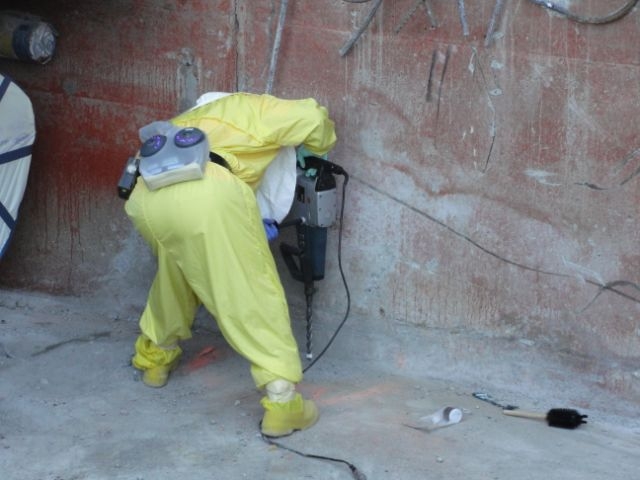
[303,169,350,373]
[260,430,367,480]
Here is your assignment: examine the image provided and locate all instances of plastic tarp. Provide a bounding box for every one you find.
[0,73,34,259]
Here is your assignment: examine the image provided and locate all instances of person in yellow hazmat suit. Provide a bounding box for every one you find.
[124,92,337,437]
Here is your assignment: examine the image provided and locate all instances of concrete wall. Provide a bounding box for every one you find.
[1,1,638,390]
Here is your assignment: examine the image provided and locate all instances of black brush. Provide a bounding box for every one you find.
[503,408,588,429]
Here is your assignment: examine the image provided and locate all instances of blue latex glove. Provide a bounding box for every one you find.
[263,219,279,242]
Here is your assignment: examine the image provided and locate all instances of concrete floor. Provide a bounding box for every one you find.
[1,289,639,480]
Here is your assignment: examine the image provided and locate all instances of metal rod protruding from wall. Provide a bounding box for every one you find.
[266,0,289,94]
[484,0,506,47]
[457,0,470,37]
[339,0,384,57]
[423,0,438,28]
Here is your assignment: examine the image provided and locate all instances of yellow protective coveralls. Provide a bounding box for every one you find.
[125,93,337,391]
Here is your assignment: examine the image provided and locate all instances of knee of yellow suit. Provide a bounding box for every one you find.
[132,334,182,370]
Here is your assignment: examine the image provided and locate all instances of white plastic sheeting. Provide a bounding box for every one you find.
[0,74,34,259]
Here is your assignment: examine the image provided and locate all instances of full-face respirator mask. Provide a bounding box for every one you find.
[117,124,210,200]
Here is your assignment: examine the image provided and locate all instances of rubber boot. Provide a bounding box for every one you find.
[260,380,319,437]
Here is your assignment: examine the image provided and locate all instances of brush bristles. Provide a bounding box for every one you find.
[546,408,588,429]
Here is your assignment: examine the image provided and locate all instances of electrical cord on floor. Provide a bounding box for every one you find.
[260,428,367,480]
[303,170,350,373]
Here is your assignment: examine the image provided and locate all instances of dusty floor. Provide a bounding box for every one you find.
[1,288,639,480]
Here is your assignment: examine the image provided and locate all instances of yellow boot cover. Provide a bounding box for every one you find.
[260,393,319,437]
[141,362,179,388]
[132,335,181,388]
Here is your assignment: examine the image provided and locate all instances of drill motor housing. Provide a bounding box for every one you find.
[292,167,337,228]
[281,157,340,282]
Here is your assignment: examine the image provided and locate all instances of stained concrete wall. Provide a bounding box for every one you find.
[1,1,638,394]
